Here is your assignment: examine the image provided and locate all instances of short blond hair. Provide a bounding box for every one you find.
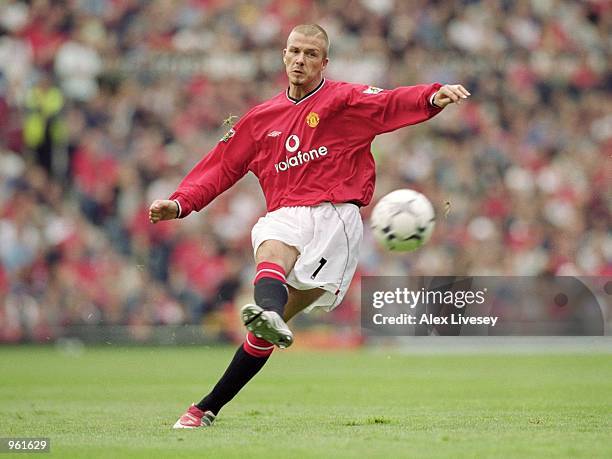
[289,24,330,57]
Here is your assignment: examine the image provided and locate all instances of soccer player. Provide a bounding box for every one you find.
[148,24,470,428]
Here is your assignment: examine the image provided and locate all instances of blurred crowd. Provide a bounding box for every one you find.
[0,0,610,342]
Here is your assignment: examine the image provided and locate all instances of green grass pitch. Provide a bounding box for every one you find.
[1,346,610,458]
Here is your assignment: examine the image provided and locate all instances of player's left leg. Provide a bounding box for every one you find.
[174,204,360,428]
[172,286,323,429]
[283,285,326,321]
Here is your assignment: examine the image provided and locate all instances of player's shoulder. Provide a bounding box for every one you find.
[227,92,286,140]
[237,92,286,123]
[251,91,286,112]
[326,79,364,90]
[326,79,372,93]
[324,79,383,103]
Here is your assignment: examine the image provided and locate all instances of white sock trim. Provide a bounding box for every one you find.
[245,334,274,351]
[255,268,286,281]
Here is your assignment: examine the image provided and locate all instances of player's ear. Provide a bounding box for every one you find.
[282,48,287,64]
[321,57,329,71]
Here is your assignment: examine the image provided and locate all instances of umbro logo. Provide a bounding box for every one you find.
[267,130,282,137]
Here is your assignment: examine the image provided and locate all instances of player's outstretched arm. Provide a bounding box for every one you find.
[432,84,471,108]
[149,199,179,224]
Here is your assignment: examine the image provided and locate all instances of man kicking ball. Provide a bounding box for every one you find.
[148,23,469,428]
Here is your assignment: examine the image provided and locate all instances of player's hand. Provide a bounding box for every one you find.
[432,84,470,108]
[149,199,179,224]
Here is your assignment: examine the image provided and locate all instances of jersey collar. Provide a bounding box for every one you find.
[286,78,326,105]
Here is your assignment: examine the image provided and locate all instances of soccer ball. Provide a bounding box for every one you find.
[370,189,436,252]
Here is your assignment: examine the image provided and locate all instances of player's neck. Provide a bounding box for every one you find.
[288,77,324,101]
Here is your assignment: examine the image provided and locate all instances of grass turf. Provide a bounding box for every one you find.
[0,346,610,458]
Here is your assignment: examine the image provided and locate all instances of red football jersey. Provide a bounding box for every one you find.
[170,79,442,217]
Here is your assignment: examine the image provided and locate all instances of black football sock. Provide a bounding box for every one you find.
[195,344,270,415]
[254,277,288,317]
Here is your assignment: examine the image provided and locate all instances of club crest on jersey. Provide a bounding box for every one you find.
[363,86,383,94]
[306,112,319,128]
[220,128,235,143]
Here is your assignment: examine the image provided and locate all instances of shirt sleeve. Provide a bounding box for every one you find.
[345,83,443,136]
[169,115,256,218]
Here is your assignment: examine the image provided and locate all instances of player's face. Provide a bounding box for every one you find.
[283,32,328,89]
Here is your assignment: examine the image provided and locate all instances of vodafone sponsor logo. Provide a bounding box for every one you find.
[274,134,329,173]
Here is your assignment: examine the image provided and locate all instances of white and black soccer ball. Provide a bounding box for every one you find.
[370,189,436,252]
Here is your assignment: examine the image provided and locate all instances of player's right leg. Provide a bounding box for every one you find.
[240,240,299,348]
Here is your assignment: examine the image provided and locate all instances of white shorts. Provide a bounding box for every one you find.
[251,202,363,311]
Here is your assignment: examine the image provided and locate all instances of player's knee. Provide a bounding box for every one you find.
[255,240,299,272]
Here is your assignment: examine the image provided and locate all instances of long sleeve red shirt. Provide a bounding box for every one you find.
[170,79,442,217]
